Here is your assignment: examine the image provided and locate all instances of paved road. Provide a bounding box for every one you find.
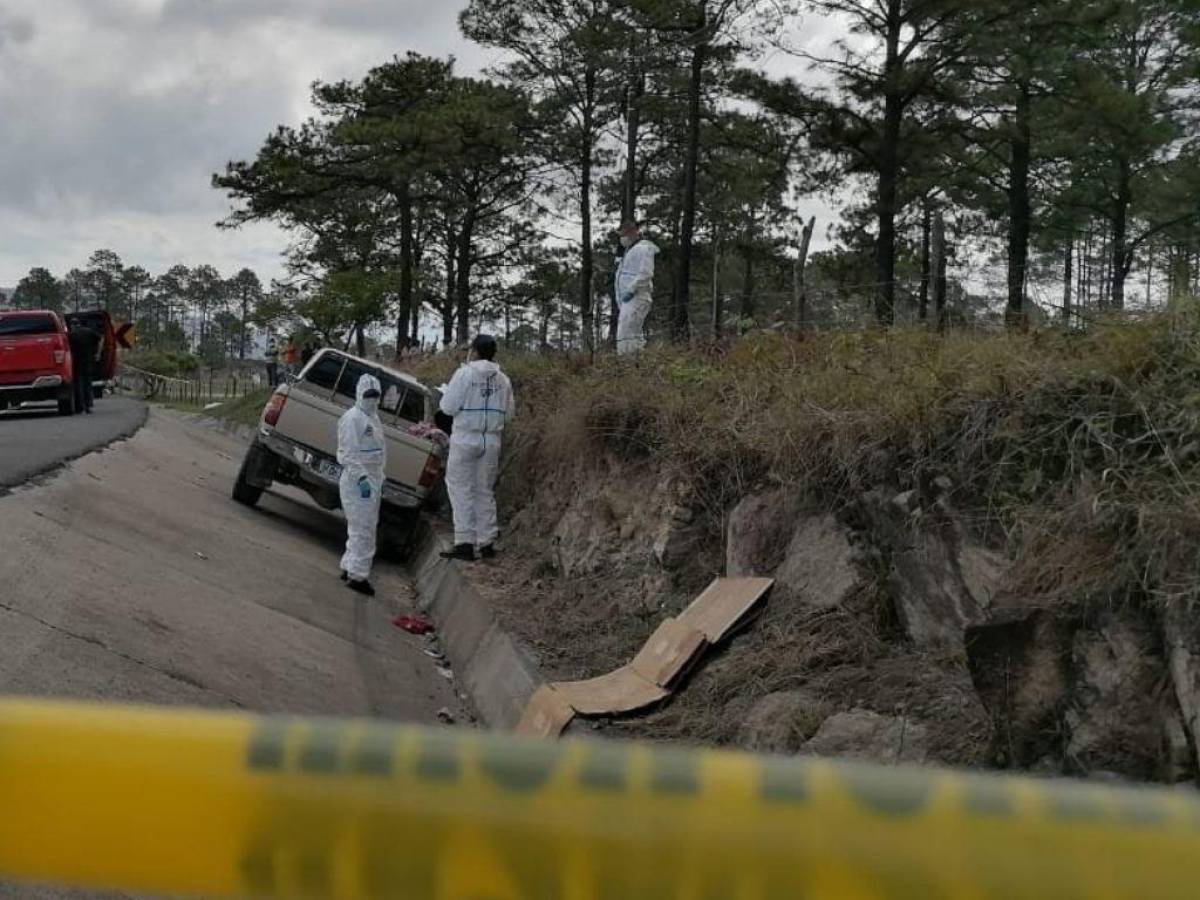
[0,397,147,489]
[0,409,460,898]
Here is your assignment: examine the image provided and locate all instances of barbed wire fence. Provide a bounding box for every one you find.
[115,364,265,406]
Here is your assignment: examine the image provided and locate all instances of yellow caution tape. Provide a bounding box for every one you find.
[0,698,1196,898]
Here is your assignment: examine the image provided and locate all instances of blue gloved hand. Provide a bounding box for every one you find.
[357,477,371,499]
[619,292,633,305]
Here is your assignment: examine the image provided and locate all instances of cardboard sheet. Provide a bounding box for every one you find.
[677,577,774,643]
[550,667,668,716]
[629,617,708,688]
[514,685,576,739]
[516,577,774,735]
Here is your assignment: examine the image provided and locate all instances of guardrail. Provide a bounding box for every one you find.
[116,364,264,405]
[0,698,1197,898]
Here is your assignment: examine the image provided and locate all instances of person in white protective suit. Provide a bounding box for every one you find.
[438,334,514,562]
[337,373,387,596]
[615,220,659,355]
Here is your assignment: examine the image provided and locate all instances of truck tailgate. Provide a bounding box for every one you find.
[275,384,437,487]
[0,336,59,383]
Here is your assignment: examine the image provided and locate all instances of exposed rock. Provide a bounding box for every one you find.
[932,475,954,494]
[738,690,830,754]
[1162,599,1200,777]
[725,488,803,577]
[774,514,864,609]
[1064,615,1162,778]
[891,525,1004,648]
[891,489,918,514]
[802,709,929,764]
[652,503,708,570]
[851,490,1005,648]
[966,608,1073,768]
[553,505,612,577]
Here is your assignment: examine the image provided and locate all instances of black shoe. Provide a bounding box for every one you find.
[440,543,475,562]
[479,544,497,559]
[340,570,348,582]
[346,579,375,597]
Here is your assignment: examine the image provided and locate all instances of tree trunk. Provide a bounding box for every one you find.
[442,229,456,347]
[239,292,248,359]
[794,216,815,329]
[874,0,903,326]
[396,180,414,352]
[919,202,932,321]
[580,64,596,353]
[411,291,420,345]
[712,240,722,339]
[1145,243,1152,307]
[454,213,476,345]
[739,244,754,321]
[539,302,551,350]
[671,28,706,343]
[1006,82,1032,329]
[611,69,643,350]
[1110,159,1131,310]
[932,211,947,333]
[1063,237,1073,324]
[1081,227,1091,309]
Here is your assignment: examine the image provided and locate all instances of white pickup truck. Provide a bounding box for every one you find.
[231,348,446,554]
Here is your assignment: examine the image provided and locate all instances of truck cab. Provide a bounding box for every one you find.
[231,348,447,554]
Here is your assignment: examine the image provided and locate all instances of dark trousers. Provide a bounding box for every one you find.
[74,363,93,412]
[266,362,278,386]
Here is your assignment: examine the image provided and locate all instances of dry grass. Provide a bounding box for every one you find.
[411,315,1200,613]
[408,314,1200,763]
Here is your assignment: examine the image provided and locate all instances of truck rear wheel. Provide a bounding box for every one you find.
[232,444,269,506]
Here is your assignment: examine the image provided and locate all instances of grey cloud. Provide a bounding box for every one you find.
[0,0,482,284]
[0,8,34,49]
[158,0,438,36]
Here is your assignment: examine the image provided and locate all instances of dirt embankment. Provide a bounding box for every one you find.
[412,321,1200,784]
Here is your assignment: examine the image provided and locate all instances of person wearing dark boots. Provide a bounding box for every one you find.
[439,334,514,562]
[68,320,101,414]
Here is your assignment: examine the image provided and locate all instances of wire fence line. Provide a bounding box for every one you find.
[116,364,265,406]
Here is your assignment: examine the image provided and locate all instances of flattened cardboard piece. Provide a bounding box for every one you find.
[550,666,668,716]
[629,617,708,688]
[678,577,774,643]
[515,685,575,739]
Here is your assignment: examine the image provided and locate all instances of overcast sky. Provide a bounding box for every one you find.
[0,1,841,290]
[0,0,499,287]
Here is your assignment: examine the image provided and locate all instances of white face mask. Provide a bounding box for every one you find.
[620,235,634,249]
[359,397,380,416]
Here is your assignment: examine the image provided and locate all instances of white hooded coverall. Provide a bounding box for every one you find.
[615,239,659,355]
[337,374,387,581]
[439,359,514,547]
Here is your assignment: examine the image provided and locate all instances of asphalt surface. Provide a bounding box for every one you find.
[0,396,148,489]
[0,408,461,899]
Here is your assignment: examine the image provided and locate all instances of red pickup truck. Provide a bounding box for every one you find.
[0,310,120,415]
[0,310,77,415]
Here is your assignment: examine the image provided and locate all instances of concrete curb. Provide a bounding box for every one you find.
[176,402,543,730]
[408,520,544,730]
